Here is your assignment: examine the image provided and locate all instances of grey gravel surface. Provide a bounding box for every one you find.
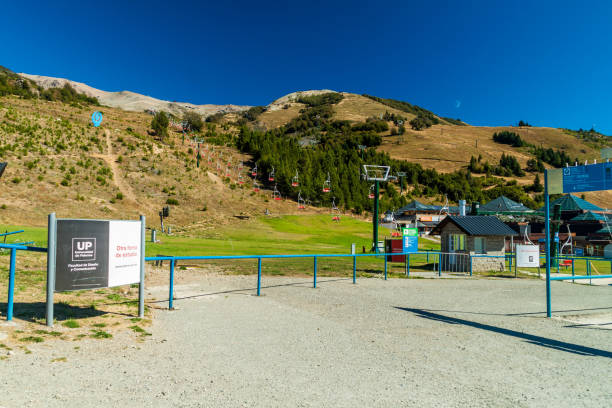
[1,275,610,407]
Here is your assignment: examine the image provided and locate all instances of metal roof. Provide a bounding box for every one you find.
[480,196,533,213]
[570,211,607,222]
[431,215,518,236]
[538,194,604,213]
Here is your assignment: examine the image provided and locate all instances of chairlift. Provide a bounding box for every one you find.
[238,173,245,185]
[238,161,243,171]
[253,181,260,192]
[268,166,275,182]
[273,184,282,200]
[298,191,306,209]
[322,172,331,193]
[251,164,258,177]
[368,184,375,199]
[331,197,340,222]
[291,170,299,187]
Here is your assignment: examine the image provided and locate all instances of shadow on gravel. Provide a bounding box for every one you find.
[420,306,612,318]
[148,278,352,304]
[1,301,105,323]
[396,307,612,358]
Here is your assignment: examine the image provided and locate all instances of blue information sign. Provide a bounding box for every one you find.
[562,162,612,193]
[402,227,418,253]
[574,248,584,256]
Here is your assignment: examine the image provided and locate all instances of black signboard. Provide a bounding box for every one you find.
[0,162,7,178]
[55,219,141,291]
[56,220,109,291]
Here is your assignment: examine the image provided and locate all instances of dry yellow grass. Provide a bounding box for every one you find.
[0,96,326,229]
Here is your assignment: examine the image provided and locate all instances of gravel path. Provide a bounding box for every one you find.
[1,274,610,407]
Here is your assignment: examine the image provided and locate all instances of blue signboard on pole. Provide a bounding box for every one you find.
[402,227,418,253]
[562,162,612,193]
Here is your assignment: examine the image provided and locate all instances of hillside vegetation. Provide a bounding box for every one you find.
[2,74,612,232]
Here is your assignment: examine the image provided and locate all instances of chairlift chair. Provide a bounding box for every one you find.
[238,173,245,185]
[368,184,375,199]
[298,191,306,209]
[253,181,260,192]
[331,197,340,222]
[322,172,331,193]
[268,167,275,182]
[273,184,282,200]
[291,170,299,187]
[251,164,258,177]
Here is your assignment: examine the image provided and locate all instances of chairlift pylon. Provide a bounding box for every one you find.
[323,172,331,193]
[292,170,299,187]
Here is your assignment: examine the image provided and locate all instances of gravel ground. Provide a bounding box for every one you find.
[0,274,610,407]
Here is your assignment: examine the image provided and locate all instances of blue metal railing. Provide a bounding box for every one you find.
[2,242,610,321]
[144,251,441,309]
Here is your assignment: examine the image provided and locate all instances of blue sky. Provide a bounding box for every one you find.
[2,1,612,133]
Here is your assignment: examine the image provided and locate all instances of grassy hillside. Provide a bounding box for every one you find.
[0,95,329,230]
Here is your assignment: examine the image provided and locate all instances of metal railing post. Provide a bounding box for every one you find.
[257,258,262,295]
[138,215,145,318]
[406,254,410,277]
[169,257,175,310]
[352,255,356,284]
[469,255,473,277]
[313,256,317,288]
[384,254,387,280]
[7,248,16,321]
[571,258,575,283]
[46,213,57,327]
[438,253,442,276]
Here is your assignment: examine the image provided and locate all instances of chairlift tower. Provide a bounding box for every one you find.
[363,165,390,253]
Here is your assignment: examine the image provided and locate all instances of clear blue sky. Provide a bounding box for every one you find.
[2,1,612,133]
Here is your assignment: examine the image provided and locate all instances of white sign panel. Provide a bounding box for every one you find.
[516,244,540,268]
[108,220,142,287]
[55,219,142,291]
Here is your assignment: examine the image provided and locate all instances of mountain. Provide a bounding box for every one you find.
[2,68,612,230]
[19,73,251,117]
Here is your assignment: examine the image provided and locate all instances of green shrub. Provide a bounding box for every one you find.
[166,198,179,205]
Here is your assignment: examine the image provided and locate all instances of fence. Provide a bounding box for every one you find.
[2,243,611,322]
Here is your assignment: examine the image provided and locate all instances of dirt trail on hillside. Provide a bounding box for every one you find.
[91,129,137,202]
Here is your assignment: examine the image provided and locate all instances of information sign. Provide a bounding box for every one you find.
[402,227,419,253]
[55,219,141,291]
[516,244,540,268]
[561,162,612,193]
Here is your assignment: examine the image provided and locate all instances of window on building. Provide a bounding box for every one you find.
[448,234,466,251]
[474,237,486,254]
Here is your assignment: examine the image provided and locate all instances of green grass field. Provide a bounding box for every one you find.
[2,215,608,278]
